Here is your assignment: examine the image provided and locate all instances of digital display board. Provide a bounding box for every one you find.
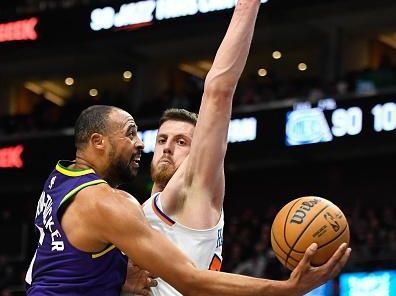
[138,116,257,153]
[0,17,38,43]
[1,93,396,193]
[90,0,269,31]
[340,270,396,296]
[0,145,24,168]
[0,0,270,49]
[304,281,333,296]
[285,97,396,146]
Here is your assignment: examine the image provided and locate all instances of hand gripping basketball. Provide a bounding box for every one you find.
[271,196,350,270]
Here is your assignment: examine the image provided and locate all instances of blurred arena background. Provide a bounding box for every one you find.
[0,0,396,295]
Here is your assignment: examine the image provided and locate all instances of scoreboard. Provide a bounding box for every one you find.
[285,97,396,146]
[1,93,396,193]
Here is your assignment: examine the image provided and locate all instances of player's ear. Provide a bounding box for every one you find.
[91,133,105,150]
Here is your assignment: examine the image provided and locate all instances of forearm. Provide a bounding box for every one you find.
[205,0,260,90]
[186,0,260,192]
[114,214,293,296]
[183,269,295,296]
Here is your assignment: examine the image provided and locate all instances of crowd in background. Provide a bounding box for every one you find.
[1,61,396,136]
[0,200,395,295]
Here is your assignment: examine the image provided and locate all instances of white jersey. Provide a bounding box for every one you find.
[142,193,224,296]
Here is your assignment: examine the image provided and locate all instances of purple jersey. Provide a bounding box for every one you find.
[26,160,127,296]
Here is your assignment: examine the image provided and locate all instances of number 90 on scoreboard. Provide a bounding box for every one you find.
[285,98,396,146]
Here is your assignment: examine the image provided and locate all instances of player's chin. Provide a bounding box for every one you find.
[157,162,170,170]
[130,167,139,176]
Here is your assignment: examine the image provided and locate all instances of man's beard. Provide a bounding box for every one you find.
[151,162,176,189]
[107,146,135,187]
[110,157,134,186]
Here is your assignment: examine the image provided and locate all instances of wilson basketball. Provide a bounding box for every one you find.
[271,196,350,271]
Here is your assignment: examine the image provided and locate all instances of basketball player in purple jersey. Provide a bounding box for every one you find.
[26,1,350,295]
[25,105,156,296]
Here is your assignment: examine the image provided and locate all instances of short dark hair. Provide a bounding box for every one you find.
[74,105,116,149]
[159,108,198,128]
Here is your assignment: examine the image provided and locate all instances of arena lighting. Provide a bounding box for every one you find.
[0,145,24,169]
[65,77,74,86]
[258,68,267,77]
[272,50,282,59]
[298,62,308,71]
[123,70,133,81]
[89,88,98,97]
[90,0,269,31]
[0,17,38,43]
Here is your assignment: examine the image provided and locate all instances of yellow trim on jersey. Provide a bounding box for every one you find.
[56,162,95,177]
[59,179,107,208]
[92,245,116,259]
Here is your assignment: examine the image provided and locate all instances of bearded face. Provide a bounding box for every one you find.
[107,139,139,187]
[150,120,195,190]
[150,157,177,189]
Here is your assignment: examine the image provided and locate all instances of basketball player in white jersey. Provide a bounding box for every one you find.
[142,0,259,294]
[143,109,223,295]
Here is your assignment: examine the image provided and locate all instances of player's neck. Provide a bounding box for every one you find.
[73,154,100,176]
[151,183,165,195]
[72,159,92,171]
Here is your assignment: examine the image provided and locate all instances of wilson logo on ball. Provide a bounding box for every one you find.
[290,198,321,224]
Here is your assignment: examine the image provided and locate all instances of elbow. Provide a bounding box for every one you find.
[204,76,236,101]
[202,84,236,109]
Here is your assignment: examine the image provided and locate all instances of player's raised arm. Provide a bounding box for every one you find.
[185,0,260,204]
[89,188,350,296]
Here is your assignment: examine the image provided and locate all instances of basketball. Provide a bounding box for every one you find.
[271,196,350,271]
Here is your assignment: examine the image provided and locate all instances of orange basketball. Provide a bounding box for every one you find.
[271,196,350,271]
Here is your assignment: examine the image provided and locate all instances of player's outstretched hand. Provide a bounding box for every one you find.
[122,259,158,296]
[287,242,351,296]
